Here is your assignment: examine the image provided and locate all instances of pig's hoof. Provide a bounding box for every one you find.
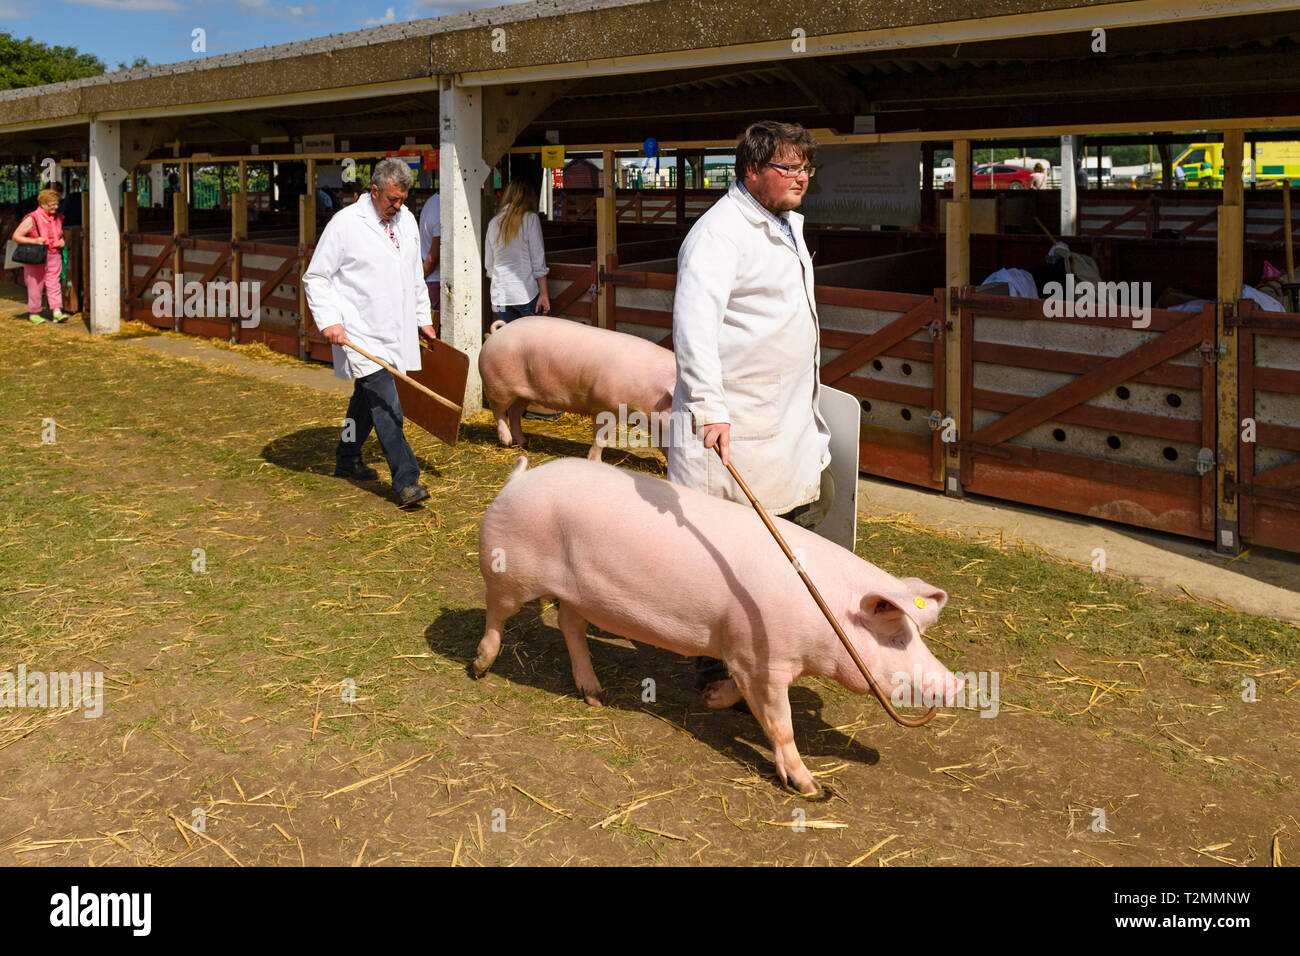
[471,648,498,677]
[579,686,604,707]
[700,679,744,710]
[781,776,826,800]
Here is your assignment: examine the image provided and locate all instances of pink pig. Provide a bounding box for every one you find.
[478,316,675,461]
[475,456,964,796]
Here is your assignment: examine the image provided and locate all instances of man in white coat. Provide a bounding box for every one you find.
[669,120,833,709]
[304,157,437,509]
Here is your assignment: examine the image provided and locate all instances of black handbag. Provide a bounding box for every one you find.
[13,214,48,265]
[13,240,45,265]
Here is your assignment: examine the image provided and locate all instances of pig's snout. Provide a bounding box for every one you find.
[880,611,965,709]
[887,666,965,709]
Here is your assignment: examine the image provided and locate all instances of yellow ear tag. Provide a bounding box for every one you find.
[913,597,927,609]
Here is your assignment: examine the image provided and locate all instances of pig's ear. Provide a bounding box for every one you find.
[860,580,946,634]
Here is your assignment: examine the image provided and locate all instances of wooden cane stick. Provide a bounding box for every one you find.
[712,445,938,728]
[343,340,462,414]
[1034,216,1059,246]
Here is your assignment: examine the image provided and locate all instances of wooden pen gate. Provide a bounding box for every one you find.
[952,292,1218,540]
[123,233,315,358]
[1233,300,1300,550]
[816,288,946,490]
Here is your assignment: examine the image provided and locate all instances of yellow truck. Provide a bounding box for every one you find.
[1172,141,1300,188]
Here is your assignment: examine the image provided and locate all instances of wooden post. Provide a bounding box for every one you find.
[944,139,971,499]
[596,147,617,329]
[921,142,934,231]
[232,160,248,240]
[1215,128,1244,554]
[122,176,138,234]
[122,181,137,326]
[232,160,248,346]
[171,163,188,332]
[173,162,189,237]
[302,158,317,243]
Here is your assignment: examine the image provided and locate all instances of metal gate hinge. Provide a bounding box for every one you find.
[1198,340,1227,364]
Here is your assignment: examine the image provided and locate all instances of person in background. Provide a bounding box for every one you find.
[333,182,362,209]
[315,185,335,223]
[418,186,440,336]
[1173,163,1186,189]
[163,171,181,211]
[11,188,67,323]
[1029,163,1047,190]
[303,158,436,510]
[484,179,549,325]
[1075,158,1089,191]
[60,177,83,227]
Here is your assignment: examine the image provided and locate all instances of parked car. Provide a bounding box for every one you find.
[942,164,1036,190]
[971,164,1036,189]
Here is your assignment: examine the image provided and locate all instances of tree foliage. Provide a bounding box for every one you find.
[0,32,106,91]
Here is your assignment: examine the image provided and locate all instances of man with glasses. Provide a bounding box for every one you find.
[668,120,834,710]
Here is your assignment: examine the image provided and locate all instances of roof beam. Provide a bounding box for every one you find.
[775,60,868,116]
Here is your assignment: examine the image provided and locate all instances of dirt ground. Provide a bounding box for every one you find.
[0,317,1296,866]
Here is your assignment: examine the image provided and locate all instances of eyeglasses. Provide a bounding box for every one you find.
[766,161,816,179]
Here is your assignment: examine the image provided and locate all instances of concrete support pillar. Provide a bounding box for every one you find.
[1060,134,1078,237]
[440,79,489,413]
[149,163,166,208]
[88,119,126,335]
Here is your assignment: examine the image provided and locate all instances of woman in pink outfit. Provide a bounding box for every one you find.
[12,189,67,323]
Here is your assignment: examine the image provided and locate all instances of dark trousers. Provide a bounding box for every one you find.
[337,368,420,490]
[496,292,540,325]
[695,464,836,690]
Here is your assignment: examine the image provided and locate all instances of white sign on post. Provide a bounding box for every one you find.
[801,143,920,227]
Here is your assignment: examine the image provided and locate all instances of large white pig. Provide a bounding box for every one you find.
[475,456,964,796]
[477,316,676,461]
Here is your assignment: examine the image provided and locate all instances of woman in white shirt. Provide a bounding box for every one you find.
[484,180,550,324]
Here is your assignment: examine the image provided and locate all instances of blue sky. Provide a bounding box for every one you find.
[0,0,517,72]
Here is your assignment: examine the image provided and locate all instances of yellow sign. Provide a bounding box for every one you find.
[541,145,566,169]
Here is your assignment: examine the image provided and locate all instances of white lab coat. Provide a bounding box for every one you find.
[303,196,431,381]
[667,182,831,515]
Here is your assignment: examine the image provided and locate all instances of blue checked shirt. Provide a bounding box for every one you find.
[736,180,796,250]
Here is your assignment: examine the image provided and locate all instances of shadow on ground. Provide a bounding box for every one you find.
[260,426,444,498]
[423,603,879,796]
[458,421,667,475]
